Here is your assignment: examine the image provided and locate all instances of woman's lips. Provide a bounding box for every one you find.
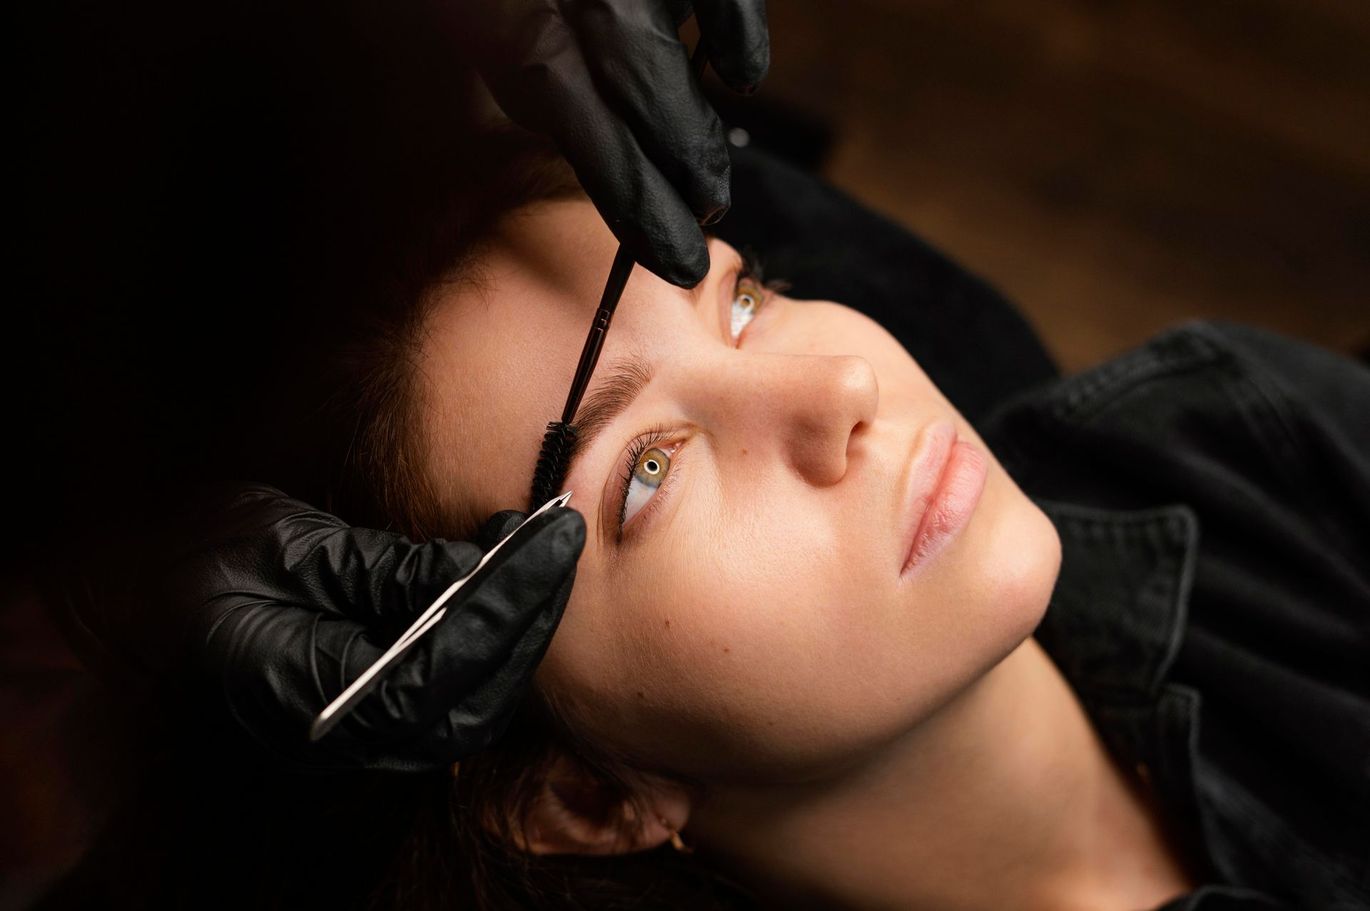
[898,421,989,578]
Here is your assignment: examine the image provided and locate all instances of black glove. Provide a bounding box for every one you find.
[448,0,770,288]
[145,485,585,771]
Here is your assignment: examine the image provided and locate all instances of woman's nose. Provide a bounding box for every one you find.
[701,353,879,487]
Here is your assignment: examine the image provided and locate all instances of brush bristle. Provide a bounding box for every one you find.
[529,422,578,510]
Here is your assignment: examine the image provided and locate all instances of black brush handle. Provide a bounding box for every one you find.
[560,245,636,423]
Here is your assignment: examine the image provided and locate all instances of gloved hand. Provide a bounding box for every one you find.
[448,0,770,288]
[151,485,585,771]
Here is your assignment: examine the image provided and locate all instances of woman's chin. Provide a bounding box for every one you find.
[980,492,1062,644]
[945,473,1062,657]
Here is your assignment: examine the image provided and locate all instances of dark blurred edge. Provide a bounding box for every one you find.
[704,79,836,173]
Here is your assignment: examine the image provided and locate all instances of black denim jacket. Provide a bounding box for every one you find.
[982,322,1370,910]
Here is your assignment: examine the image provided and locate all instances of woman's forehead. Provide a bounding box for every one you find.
[416,201,691,525]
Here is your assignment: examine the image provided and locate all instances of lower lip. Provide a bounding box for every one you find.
[900,439,988,577]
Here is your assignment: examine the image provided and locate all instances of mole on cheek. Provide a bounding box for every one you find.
[664,618,671,628]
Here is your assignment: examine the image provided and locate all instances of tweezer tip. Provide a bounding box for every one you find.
[308,715,331,742]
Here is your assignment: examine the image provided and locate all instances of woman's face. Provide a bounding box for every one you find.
[418,199,1060,786]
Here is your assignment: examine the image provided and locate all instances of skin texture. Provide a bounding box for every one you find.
[414,199,1198,908]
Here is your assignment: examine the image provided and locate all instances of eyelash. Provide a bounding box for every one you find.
[738,246,786,288]
[739,247,766,285]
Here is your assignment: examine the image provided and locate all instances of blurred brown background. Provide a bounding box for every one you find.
[718,0,1370,371]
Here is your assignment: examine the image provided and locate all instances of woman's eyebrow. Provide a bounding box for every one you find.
[563,352,656,480]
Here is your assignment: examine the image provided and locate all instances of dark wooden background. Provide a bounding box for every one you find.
[723,0,1370,371]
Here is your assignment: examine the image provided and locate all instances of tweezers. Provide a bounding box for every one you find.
[308,489,574,743]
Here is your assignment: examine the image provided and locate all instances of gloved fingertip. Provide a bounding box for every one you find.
[540,508,587,560]
[661,251,711,289]
[743,43,772,87]
[631,231,709,287]
[475,510,527,550]
[700,16,771,93]
[700,202,729,226]
[718,57,769,95]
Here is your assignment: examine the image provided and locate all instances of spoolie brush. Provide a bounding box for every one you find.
[528,246,636,509]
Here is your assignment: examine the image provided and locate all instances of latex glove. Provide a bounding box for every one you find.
[449,0,770,287]
[161,485,585,771]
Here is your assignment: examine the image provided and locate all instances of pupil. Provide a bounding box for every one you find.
[645,459,660,473]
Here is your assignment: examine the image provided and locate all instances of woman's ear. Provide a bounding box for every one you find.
[514,753,691,856]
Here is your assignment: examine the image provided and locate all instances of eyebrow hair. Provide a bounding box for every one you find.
[563,352,656,484]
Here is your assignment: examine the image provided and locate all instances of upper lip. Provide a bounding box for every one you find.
[895,419,958,572]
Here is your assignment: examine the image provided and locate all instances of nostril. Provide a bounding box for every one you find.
[844,415,874,466]
[793,383,877,488]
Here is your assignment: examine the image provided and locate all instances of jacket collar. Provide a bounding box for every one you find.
[1032,499,1229,890]
[1033,499,1199,709]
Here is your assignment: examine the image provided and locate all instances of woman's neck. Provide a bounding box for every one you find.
[688,638,1197,911]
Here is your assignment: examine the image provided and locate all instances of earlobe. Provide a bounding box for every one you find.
[516,754,691,856]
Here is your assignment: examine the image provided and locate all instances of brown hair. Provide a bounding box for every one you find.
[319,125,756,911]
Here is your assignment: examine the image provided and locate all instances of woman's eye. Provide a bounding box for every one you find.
[730,276,766,342]
[622,445,672,526]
